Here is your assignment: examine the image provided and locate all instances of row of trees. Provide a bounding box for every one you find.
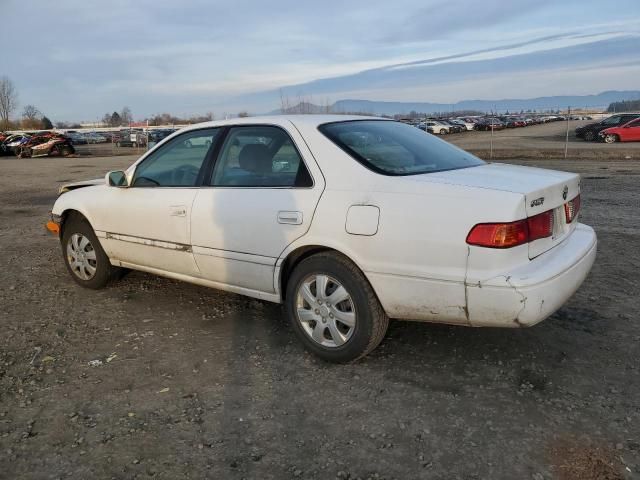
[101,107,133,127]
[607,99,640,112]
[145,111,215,126]
[0,76,54,130]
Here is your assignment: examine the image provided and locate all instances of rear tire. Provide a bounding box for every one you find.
[285,252,389,363]
[61,216,119,289]
[439,129,446,135]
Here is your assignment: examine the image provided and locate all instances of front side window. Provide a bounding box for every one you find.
[319,120,484,176]
[132,128,220,187]
[210,126,312,187]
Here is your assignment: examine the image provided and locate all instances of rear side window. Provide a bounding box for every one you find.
[210,126,312,187]
[319,120,484,176]
[601,116,621,125]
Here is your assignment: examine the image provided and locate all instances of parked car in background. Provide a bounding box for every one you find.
[425,120,450,135]
[67,133,88,145]
[451,119,475,131]
[575,113,640,141]
[505,118,526,128]
[147,129,176,144]
[47,115,595,362]
[84,132,108,144]
[441,120,465,133]
[474,118,505,131]
[115,130,147,147]
[599,117,640,143]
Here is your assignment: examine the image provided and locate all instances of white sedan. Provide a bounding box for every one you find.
[47,115,596,362]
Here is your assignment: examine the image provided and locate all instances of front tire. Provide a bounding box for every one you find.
[439,129,446,135]
[61,216,117,289]
[61,145,74,156]
[584,131,596,141]
[285,252,389,363]
[603,134,618,144]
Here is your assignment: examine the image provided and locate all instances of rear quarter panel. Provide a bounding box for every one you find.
[279,165,526,323]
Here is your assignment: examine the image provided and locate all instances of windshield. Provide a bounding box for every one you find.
[319,120,484,176]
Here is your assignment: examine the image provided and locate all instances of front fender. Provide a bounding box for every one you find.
[51,185,105,231]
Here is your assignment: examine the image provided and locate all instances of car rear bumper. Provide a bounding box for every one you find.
[466,223,597,327]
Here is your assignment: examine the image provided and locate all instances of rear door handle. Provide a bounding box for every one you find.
[170,205,187,217]
[277,211,303,225]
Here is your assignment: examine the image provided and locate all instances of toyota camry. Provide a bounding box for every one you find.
[46,116,597,362]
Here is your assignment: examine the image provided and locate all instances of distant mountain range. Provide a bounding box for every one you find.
[269,91,640,115]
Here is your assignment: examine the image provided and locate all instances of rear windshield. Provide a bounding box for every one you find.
[319,120,484,176]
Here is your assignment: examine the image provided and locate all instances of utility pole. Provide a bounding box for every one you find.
[564,106,571,159]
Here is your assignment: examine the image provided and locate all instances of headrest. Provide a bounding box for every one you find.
[238,144,272,175]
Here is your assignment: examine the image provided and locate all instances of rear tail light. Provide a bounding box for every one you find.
[564,194,581,223]
[527,210,554,241]
[466,220,528,248]
[466,210,554,248]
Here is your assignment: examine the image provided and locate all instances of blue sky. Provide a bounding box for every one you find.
[1,0,639,121]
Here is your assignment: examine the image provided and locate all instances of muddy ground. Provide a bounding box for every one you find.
[0,138,639,479]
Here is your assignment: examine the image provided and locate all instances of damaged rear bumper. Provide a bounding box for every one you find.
[466,224,597,327]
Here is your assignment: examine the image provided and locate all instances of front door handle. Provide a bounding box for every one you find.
[170,205,187,217]
[277,211,303,225]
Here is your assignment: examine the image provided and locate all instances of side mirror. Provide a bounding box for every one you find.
[106,170,128,187]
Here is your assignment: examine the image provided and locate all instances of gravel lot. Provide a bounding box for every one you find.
[1,131,639,479]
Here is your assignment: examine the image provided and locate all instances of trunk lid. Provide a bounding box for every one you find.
[406,163,581,258]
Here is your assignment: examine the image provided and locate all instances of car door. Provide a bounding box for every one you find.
[623,119,640,141]
[97,127,221,275]
[190,123,324,294]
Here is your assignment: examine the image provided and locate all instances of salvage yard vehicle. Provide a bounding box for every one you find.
[599,117,640,143]
[1,133,31,154]
[46,115,597,362]
[17,133,75,158]
[575,113,640,141]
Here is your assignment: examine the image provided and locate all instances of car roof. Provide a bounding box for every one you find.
[177,114,385,133]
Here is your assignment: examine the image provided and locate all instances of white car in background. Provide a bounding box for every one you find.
[425,120,451,135]
[47,115,596,362]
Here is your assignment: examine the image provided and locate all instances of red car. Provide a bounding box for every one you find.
[600,117,640,143]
